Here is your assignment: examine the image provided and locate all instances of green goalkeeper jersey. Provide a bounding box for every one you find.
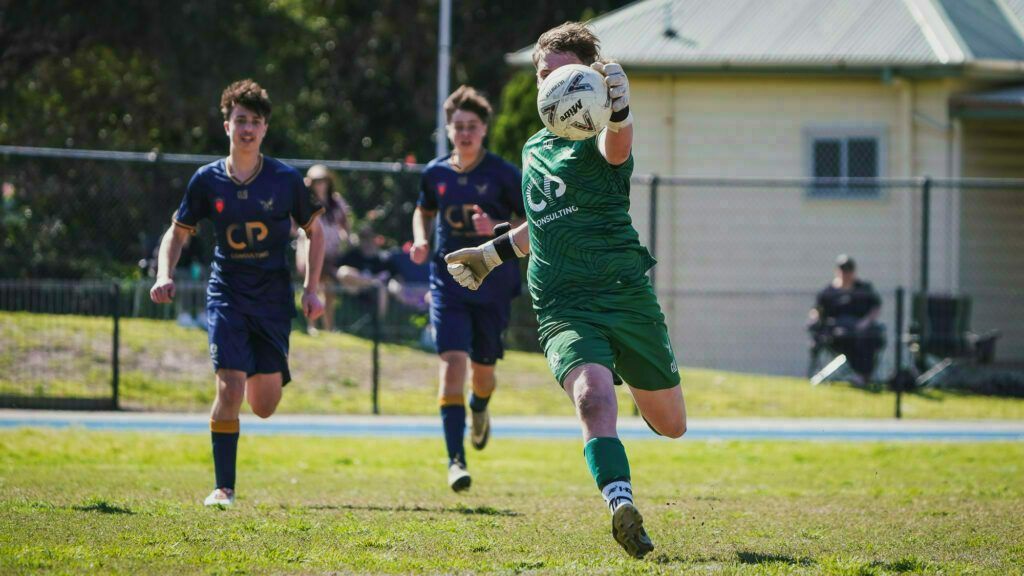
[521,128,657,327]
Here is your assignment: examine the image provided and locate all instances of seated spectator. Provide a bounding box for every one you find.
[809,254,885,385]
[388,241,431,311]
[295,164,350,335]
[337,224,404,319]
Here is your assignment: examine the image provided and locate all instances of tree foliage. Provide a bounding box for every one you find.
[0,0,631,278]
[490,71,544,167]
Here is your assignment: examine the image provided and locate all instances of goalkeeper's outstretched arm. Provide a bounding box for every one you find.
[444,222,529,290]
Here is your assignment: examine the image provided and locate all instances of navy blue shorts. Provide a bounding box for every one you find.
[207,306,292,385]
[430,291,510,366]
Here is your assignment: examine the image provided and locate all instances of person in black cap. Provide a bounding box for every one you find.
[809,255,885,385]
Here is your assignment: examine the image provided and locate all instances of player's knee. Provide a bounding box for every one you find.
[250,400,278,419]
[470,367,496,391]
[575,386,616,422]
[440,351,468,370]
[215,381,245,407]
[661,420,687,439]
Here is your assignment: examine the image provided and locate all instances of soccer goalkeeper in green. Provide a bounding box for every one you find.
[445,21,687,560]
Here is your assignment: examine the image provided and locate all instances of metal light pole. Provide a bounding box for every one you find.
[436,0,451,158]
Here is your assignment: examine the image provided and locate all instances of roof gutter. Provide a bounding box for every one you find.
[504,58,1024,80]
[576,63,968,80]
[964,59,1024,76]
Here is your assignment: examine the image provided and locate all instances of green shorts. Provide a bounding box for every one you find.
[538,302,681,392]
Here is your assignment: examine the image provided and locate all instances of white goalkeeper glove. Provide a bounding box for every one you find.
[591,61,633,132]
[445,223,522,290]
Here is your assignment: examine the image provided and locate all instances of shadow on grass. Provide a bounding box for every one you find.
[737,551,814,567]
[878,556,931,573]
[304,503,520,517]
[72,499,134,515]
[652,554,689,564]
[449,504,521,517]
[907,387,944,401]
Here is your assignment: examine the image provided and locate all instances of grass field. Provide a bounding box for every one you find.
[2,428,1023,575]
[4,311,1024,419]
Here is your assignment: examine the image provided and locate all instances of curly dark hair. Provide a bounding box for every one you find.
[532,21,601,67]
[220,79,272,121]
[444,85,492,125]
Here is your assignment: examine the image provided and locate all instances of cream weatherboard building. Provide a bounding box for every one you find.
[510,0,1024,377]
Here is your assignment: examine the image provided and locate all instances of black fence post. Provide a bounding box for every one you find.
[371,286,381,415]
[111,281,120,410]
[920,177,931,296]
[893,286,904,419]
[916,177,932,374]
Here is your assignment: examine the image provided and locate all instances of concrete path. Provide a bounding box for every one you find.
[2,410,1023,442]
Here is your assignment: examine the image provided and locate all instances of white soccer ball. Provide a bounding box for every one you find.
[536,64,612,141]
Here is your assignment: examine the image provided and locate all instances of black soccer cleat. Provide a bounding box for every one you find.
[470,408,490,450]
[611,502,654,559]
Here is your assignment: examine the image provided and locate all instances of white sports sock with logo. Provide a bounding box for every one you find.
[601,480,634,514]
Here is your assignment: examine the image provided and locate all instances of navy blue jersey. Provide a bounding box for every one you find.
[816,280,881,322]
[173,155,324,319]
[418,151,524,303]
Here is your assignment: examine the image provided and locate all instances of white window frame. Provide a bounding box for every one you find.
[803,124,888,198]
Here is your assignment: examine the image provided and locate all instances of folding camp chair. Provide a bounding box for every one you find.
[808,316,886,386]
[907,294,1001,387]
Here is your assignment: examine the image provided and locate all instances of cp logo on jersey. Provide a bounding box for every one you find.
[226,221,269,250]
[526,173,566,212]
[444,204,479,230]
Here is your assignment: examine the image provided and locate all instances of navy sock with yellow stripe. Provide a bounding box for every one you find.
[439,395,466,465]
[210,419,239,490]
[468,391,491,413]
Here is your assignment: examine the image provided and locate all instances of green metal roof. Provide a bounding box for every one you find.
[507,0,1024,74]
[937,0,1024,60]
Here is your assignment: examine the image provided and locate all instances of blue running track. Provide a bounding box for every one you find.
[2,411,1022,442]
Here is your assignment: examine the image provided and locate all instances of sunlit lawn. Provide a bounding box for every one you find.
[2,428,1022,575]
[3,311,1024,419]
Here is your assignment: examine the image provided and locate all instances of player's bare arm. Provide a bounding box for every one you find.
[337,266,385,289]
[410,206,436,264]
[150,224,191,303]
[509,222,529,254]
[300,217,325,320]
[294,232,308,276]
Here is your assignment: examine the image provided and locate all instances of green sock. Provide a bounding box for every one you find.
[583,437,631,488]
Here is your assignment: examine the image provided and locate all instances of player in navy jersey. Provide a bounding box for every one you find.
[150,79,326,507]
[410,86,524,492]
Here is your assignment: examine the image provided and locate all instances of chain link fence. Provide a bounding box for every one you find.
[637,177,917,379]
[632,176,1024,405]
[2,146,1022,415]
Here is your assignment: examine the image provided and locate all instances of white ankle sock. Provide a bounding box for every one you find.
[601,480,634,514]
